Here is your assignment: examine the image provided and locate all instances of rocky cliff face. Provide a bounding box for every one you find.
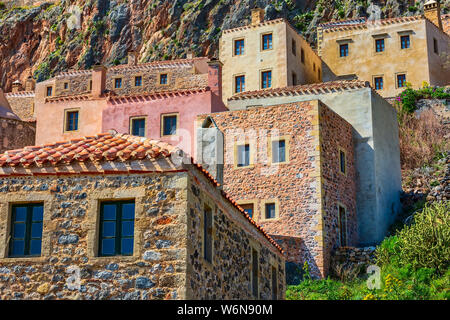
[0,0,449,91]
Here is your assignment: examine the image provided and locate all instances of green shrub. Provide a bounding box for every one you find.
[0,2,5,11]
[398,84,450,113]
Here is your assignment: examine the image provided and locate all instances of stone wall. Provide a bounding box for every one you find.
[185,169,285,299]
[0,172,189,300]
[5,92,35,121]
[332,246,376,265]
[0,117,35,153]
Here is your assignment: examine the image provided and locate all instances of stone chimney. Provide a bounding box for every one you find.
[207,59,223,98]
[92,65,106,98]
[12,80,22,93]
[25,76,36,92]
[424,0,442,31]
[251,8,265,25]
[127,50,138,66]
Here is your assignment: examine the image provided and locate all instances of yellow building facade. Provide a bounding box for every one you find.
[220,9,322,103]
[318,1,449,98]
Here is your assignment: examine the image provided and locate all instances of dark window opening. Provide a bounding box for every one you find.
[114,78,122,89]
[262,34,273,50]
[374,77,383,90]
[339,150,346,174]
[301,48,305,63]
[203,207,213,263]
[240,203,254,219]
[235,75,245,93]
[160,74,168,85]
[291,39,296,56]
[64,82,69,90]
[272,140,286,163]
[397,74,406,88]
[252,249,259,298]
[292,73,297,86]
[237,144,250,167]
[375,39,385,52]
[131,118,146,137]
[338,205,348,247]
[235,39,244,55]
[433,38,438,54]
[162,115,177,136]
[9,204,43,257]
[340,44,349,57]
[46,87,53,97]
[265,203,276,219]
[66,111,79,131]
[134,76,142,87]
[401,35,410,49]
[99,201,135,256]
[261,71,272,89]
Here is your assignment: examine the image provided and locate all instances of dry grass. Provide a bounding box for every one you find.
[398,109,449,171]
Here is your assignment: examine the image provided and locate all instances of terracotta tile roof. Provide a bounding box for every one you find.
[319,15,424,32]
[0,132,283,254]
[0,132,178,168]
[228,80,370,100]
[222,18,285,34]
[108,87,210,105]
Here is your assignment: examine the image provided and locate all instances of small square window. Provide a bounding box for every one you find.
[114,78,122,89]
[160,74,168,85]
[130,117,146,137]
[65,110,79,131]
[63,82,69,90]
[374,77,383,90]
[265,203,276,219]
[375,39,385,52]
[237,144,250,167]
[340,44,349,57]
[134,76,142,87]
[9,204,43,257]
[400,35,410,49]
[262,34,273,50]
[162,114,177,136]
[272,140,286,163]
[99,201,135,256]
[261,71,272,89]
[339,149,346,174]
[235,75,245,93]
[234,39,244,55]
[240,203,254,219]
[397,74,406,88]
[292,39,296,56]
[46,86,53,97]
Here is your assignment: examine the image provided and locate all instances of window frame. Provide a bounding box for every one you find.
[234,74,246,93]
[261,199,280,221]
[400,35,410,49]
[260,70,272,89]
[291,39,296,56]
[46,86,53,97]
[64,108,80,133]
[233,38,245,56]
[63,82,69,90]
[98,200,136,257]
[433,38,439,54]
[159,73,169,85]
[8,203,44,258]
[202,205,214,264]
[396,73,407,89]
[113,77,123,89]
[338,147,347,176]
[129,116,147,137]
[339,43,349,57]
[337,203,348,247]
[133,75,143,87]
[237,200,257,221]
[375,38,385,53]
[268,136,290,165]
[160,113,179,137]
[300,48,305,63]
[261,33,273,51]
[233,141,254,169]
[373,76,384,91]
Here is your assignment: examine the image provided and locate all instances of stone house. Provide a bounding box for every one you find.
[0,88,35,154]
[198,99,357,278]
[0,132,285,300]
[318,0,450,98]
[33,55,227,148]
[225,80,402,249]
[220,8,322,103]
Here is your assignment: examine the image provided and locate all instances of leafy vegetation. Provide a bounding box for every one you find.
[287,202,450,300]
[397,82,450,113]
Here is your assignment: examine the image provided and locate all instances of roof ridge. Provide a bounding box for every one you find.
[222,17,285,34]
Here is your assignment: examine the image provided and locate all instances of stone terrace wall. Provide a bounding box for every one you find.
[332,246,376,265]
[0,172,188,300]
[209,101,324,277]
[5,93,35,121]
[186,169,285,300]
[318,101,357,275]
[0,117,35,153]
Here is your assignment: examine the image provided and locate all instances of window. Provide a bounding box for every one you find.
[272,266,278,300]
[203,206,213,263]
[63,82,69,90]
[9,203,43,257]
[99,201,135,256]
[237,144,250,167]
[340,44,349,57]
[114,78,122,89]
[338,205,348,247]
[262,33,272,50]
[65,110,79,131]
[374,77,383,90]
[291,39,296,56]
[261,71,272,89]
[234,39,244,55]
[134,76,142,87]
[251,248,259,298]
[160,74,168,85]
[397,74,406,88]
[265,202,276,219]
[301,48,305,63]
[318,67,321,80]
[401,35,410,49]
[292,72,297,86]
[161,114,177,136]
[46,86,53,97]
[313,63,316,71]
[130,117,146,137]
[235,75,245,93]
[433,38,438,54]
[375,39,385,52]
[272,139,286,163]
[89,80,92,91]
[240,203,254,219]
[339,149,346,175]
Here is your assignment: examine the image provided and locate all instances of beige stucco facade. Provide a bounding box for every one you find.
[318,15,450,98]
[220,12,322,103]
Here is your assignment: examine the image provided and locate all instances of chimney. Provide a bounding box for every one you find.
[127,50,138,65]
[25,76,36,92]
[424,0,442,31]
[207,59,223,98]
[186,52,194,59]
[251,8,265,25]
[91,65,106,98]
[12,80,22,93]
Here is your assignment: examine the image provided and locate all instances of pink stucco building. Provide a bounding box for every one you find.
[34,55,227,156]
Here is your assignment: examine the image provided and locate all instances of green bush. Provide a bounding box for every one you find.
[398,84,450,113]
[0,2,5,11]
